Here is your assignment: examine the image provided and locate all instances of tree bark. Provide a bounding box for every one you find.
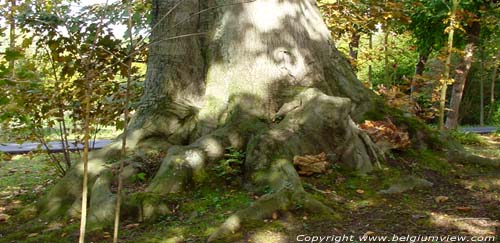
[445,21,480,129]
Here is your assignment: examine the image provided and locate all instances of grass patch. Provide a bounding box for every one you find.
[0,154,56,201]
[404,149,452,176]
[449,131,487,145]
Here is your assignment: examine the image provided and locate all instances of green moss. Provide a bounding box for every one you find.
[405,149,452,175]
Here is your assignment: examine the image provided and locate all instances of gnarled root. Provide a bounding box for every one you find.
[36,129,167,223]
[209,88,382,241]
[448,149,500,168]
[38,88,383,236]
[208,182,332,242]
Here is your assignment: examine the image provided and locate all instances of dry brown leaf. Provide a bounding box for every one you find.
[456,206,472,212]
[293,152,330,176]
[356,189,365,194]
[359,119,411,151]
[272,211,279,220]
[124,223,140,230]
[434,196,449,203]
[0,213,9,222]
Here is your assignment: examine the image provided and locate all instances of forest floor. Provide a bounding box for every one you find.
[0,134,498,243]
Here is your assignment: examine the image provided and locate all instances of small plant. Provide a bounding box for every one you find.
[213,147,245,180]
[131,172,147,183]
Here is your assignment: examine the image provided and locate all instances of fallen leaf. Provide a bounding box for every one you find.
[28,233,39,238]
[356,189,365,194]
[293,152,330,176]
[456,206,472,212]
[272,211,279,220]
[124,223,140,230]
[359,120,411,151]
[0,213,10,222]
[434,196,449,203]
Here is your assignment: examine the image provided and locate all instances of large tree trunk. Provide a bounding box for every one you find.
[445,21,480,129]
[38,0,387,240]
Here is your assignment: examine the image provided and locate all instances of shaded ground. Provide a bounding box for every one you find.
[0,135,498,243]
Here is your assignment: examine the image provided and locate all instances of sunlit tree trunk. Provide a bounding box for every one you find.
[489,54,498,121]
[445,20,480,129]
[438,0,458,130]
[368,33,373,89]
[384,29,390,85]
[9,0,16,76]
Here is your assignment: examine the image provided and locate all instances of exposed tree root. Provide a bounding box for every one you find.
[38,89,384,239]
[208,183,332,242]
[209,88,382,241]
[448,150,500,168]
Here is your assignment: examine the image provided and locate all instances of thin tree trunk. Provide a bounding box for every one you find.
[384,30,390,85]
[438,0,458,130]
[349,32,360,71]
[410,50,430,101]
[113,1,134,242]
[368,33,373,89]
[479,45,484,126]
[445,20,480,129]
[9,0,16,76]
[489,57,498,121]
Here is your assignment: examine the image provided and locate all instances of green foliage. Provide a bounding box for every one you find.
[358,32,419,86]
[132,172,147,183]
[212,147,245,180]
[491,102,500,127]
[0,0,149,174]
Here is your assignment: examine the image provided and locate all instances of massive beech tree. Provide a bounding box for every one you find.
[37,0,405,241]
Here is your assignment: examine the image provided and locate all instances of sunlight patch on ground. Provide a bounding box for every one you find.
[250,229,288,243]
[459,177,500,192]
[430,212,499,236]
[345,198,378,211]
[160,236,185,243]
[465,135,500,159]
